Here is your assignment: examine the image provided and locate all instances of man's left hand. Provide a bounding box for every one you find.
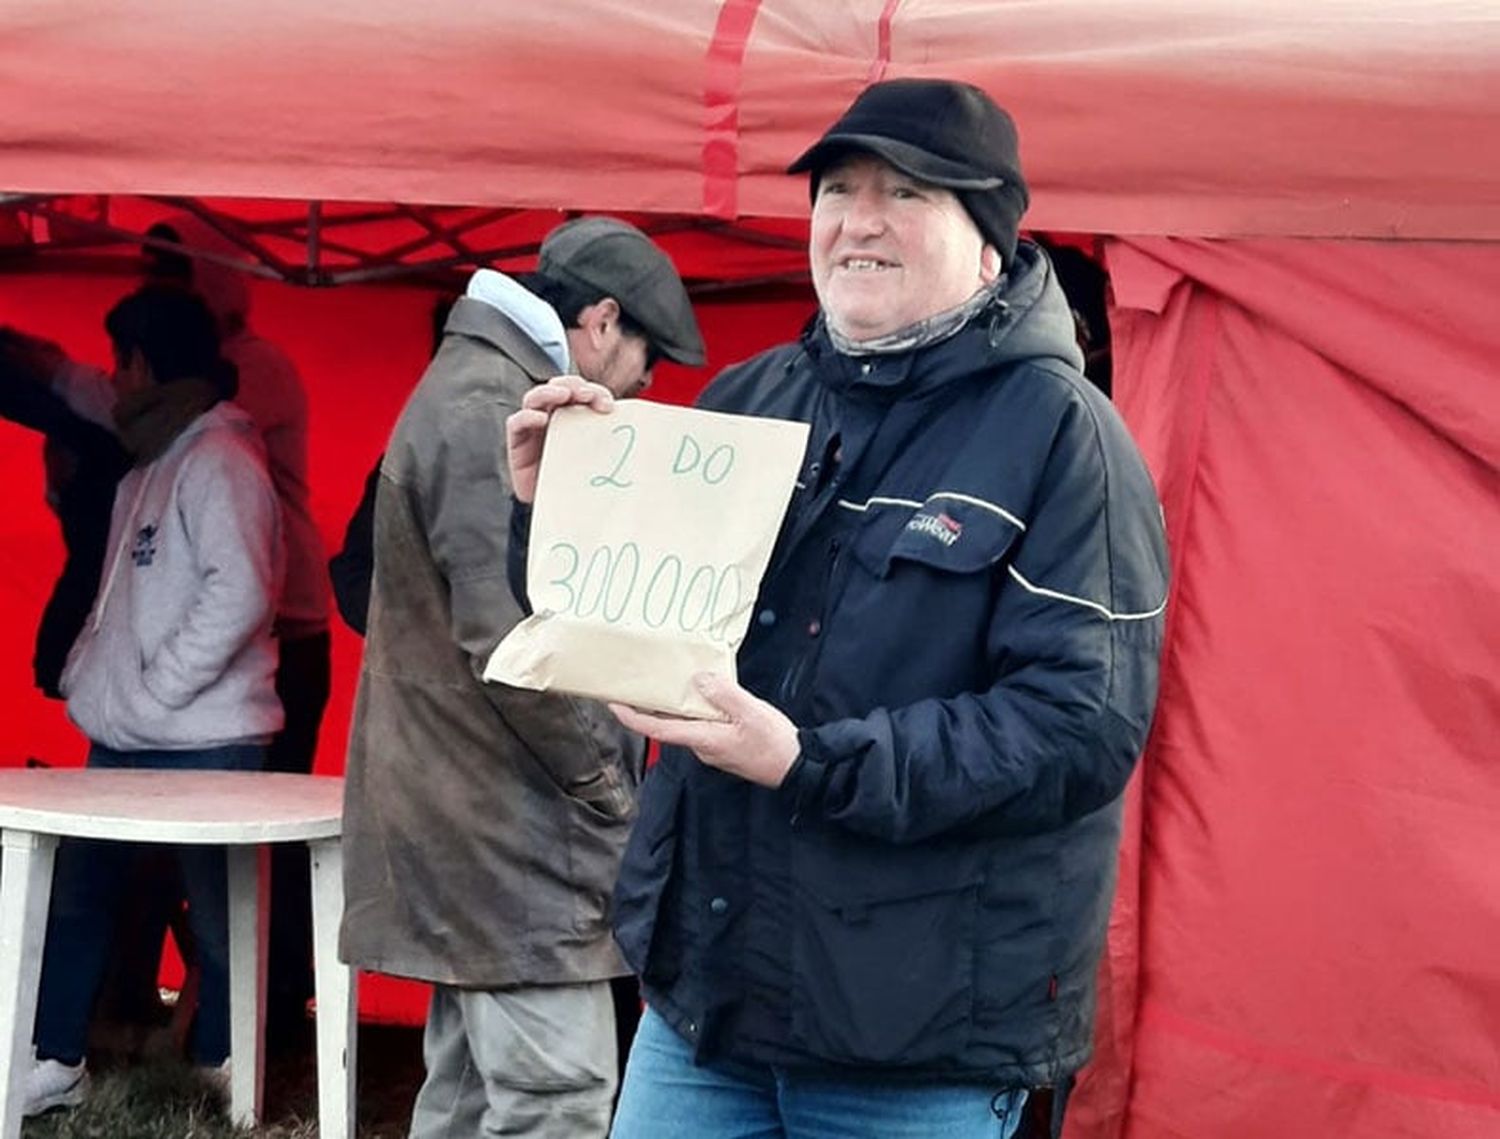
[611,674,800,789]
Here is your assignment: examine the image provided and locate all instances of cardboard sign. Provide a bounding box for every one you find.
[485,400,808,718]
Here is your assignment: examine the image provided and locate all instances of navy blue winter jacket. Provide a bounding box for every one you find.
[534,243,1168,1089]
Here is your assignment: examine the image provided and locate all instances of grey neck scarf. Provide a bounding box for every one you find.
[827,279,1003,358]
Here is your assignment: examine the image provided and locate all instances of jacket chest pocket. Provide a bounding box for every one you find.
[850,496,1024,581]
[833,498,1022,693]
[789,835,984,1066]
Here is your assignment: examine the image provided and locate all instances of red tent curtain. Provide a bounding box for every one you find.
[1066,237,1500,1139]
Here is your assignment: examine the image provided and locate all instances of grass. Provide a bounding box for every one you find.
[23,1061,278,1139]
[23,1024,423,1139]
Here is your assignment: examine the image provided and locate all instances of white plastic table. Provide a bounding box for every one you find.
[0,769,355,1139]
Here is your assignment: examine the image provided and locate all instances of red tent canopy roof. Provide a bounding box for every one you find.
[2,0,1498,244]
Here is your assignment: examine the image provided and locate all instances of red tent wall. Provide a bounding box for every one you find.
[1065,238,1500,1139]
[0,271,815,1021]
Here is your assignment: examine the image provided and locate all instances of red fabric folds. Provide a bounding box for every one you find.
[703,0,765,219]
[1065,238,1500,1139]
[867,0,903,84]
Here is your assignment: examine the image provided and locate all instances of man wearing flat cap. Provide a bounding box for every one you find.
[510,81,1168,1138]
[341,217,704,1138]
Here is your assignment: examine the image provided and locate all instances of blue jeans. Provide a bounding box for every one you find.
[610,1007,1027,1139]
[32,742,265,1066]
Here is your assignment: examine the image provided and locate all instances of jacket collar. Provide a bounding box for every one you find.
[443,295,566,382]
[464,269,571,373]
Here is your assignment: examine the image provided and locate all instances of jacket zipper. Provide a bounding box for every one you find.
[73,466,154,746]
[90,465,155,634]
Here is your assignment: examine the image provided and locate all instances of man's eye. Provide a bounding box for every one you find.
[891,186,921,200]
[820,180,850,197]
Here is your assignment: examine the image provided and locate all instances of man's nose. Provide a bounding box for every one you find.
[843,188,887,236]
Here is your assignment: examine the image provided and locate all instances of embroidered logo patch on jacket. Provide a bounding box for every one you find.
[131,523,158,567]
[905,511,963,548]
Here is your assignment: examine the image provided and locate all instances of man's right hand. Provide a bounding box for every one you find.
[506,375,616,504]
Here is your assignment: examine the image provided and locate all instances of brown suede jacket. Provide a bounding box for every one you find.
[339,296,644,987]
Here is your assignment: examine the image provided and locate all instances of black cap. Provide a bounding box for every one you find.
[538,217,706,366]
[788,79,1030,264]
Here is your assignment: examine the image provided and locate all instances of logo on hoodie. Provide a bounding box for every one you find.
[132,523,159,567]
[905,510,963,548]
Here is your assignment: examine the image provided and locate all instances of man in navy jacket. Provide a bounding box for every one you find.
[507,79,1169,1139]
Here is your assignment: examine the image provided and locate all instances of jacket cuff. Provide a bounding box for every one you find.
[511,495,533,537]
[778,727,830,823]
[507,497,534,614]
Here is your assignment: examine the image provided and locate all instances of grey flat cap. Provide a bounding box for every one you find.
[538,217,706,366]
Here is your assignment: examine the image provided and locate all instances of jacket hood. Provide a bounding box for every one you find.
[156,211,252,331]
[167,398,261,455]
[985,240,1086,373]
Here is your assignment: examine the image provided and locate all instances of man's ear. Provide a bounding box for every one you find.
[577,297,622,349]
[979,244,1002,284]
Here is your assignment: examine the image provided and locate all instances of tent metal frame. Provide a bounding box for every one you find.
[0,194,810,295]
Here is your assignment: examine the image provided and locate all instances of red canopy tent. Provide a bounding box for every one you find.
[2,4,1497,1137]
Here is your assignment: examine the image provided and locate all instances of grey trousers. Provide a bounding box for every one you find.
[408,981,618,1139]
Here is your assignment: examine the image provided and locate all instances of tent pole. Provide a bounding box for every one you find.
[307,201,323,285]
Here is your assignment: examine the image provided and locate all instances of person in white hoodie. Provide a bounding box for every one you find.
[21,285,283,1118]
[18,212,330,1048]
[143,215,331,1046]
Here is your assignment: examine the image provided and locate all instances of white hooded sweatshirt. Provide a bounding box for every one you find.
[61,402,285,750]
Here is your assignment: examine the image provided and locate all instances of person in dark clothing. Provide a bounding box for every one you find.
[507,80,1169,1139]
[1033,235,1113,395]
[328,295,456,637]
[0,330,131,698]
[328,462,380,635]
